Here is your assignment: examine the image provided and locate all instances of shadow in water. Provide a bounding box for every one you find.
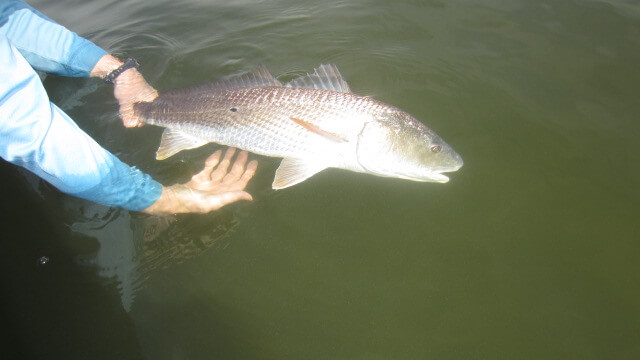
[0,161,144,359]
[67,198,238,312]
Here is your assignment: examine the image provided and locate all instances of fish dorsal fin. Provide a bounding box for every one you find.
[161,65,282,96]
[285,64,352,93]
[216,65,282,88]
[272,158,329,189]
[156,129,208,160]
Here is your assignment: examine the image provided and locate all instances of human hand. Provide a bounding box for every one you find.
[90,55,158,127]
[113,68,158,127]
[143,148,258,215]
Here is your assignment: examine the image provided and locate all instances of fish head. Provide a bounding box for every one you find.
[356,111,463,183]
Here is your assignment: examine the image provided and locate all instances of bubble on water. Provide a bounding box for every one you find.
[38,256,50,265]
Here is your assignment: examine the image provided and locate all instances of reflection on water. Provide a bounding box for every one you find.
[69,202,238,312]
[70,206,140,312]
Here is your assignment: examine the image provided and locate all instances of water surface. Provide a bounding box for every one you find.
[2,0,639,359]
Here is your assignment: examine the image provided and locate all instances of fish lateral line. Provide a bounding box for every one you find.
[289,117,348,143]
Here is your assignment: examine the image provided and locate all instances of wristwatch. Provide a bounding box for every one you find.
[103,57,140,84]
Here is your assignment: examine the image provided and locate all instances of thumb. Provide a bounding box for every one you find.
[199,191,253,212]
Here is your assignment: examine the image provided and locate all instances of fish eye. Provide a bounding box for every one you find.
[230,107,238,112]
[430,145,442,153]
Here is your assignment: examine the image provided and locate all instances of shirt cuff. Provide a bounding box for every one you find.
[66,36,107,77]
[73,158,163,211]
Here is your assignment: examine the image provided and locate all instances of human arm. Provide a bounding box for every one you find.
[1,2,257,213]
[1,34,256,213]
[0,0,156,127]
[0,34,161,210]
[0,0,106,76]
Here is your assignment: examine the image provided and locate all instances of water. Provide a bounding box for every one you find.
[1,0,639,359]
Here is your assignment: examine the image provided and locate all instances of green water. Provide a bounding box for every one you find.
[2,0,639,359]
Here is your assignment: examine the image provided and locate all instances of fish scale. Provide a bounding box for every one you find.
[141,86,373,157]
[134,64,462,189]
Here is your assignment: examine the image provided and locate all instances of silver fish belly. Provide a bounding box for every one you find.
[134,64,463,189]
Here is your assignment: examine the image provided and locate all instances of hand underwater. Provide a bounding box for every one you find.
[90,55,158,127]
[143,148,258,215]
[113,67,158,127]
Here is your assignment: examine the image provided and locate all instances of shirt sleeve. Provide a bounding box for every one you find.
[0,0,106,77]
[0,34,161,211]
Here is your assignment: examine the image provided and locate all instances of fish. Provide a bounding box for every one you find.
[134,64,463,189]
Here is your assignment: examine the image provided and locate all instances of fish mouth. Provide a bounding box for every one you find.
[420,166,463,183]
[429,157,463,183]
[398,171,450,183]
[429,172,450,183]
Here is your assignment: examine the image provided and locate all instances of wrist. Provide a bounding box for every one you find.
[142,186,174,215]
[90,55,142,84]
[90,55,123,79]
[113,67,145,86]
[104,58,140,84]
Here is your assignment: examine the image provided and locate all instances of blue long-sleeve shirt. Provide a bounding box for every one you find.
[0,0,162,211]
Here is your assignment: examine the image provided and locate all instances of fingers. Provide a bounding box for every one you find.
[140,87,159,102]
[210,147,237,182]
[187,148,257,193]
[114,70,157,127]
[172,147,257,199]
[204,150,224,168]
[231,159,258,191]
[222,150,249,183]
[218,151,257,191]
[122,116,142,128]
[119,103,145,127]
[190,150,223,184]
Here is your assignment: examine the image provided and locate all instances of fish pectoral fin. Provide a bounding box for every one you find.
[284,64,352,93]
[290,117,348,143]
[156,129,208,160]
[273,158,329,189]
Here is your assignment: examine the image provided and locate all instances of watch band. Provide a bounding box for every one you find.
[103,57,140,84]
